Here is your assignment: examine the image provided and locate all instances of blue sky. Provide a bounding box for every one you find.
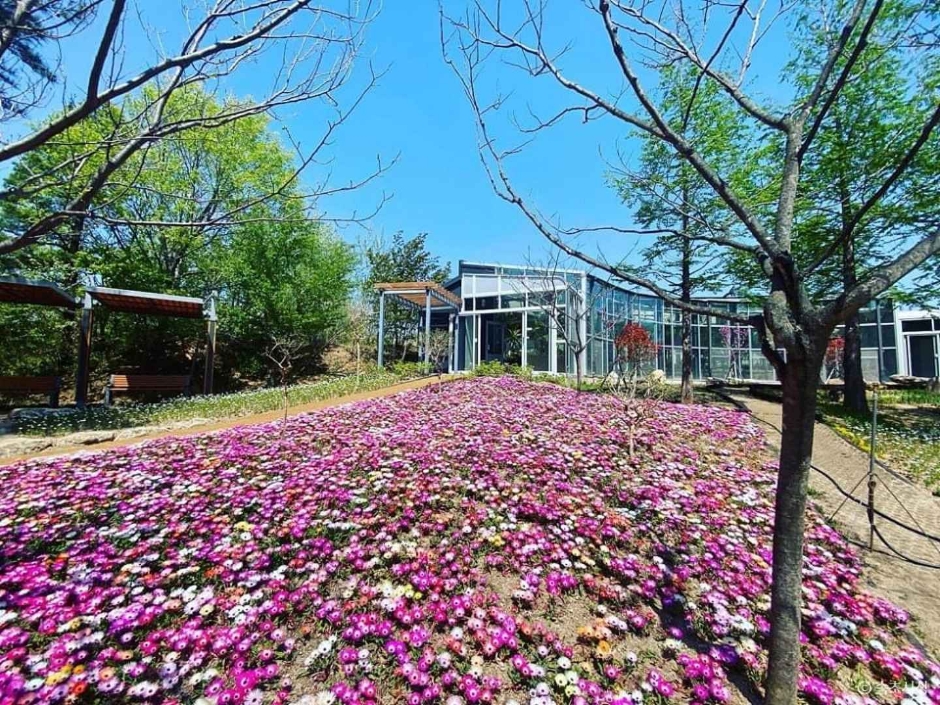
[312,0,794,275]
[318,0,648,272]
[15,1,798,279]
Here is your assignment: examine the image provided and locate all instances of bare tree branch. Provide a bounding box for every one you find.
[829,227,940,323]
[798,0,886,160]
[0,1,388,256]
[805,101,940,276]
[1,1,337,161]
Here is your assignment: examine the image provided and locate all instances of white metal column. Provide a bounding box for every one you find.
[424,290,432,366]
[448,314,456,373]
[578,273,588,378]
[377,291,386,368]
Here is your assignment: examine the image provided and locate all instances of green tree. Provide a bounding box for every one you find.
[208,216,355,381]
[0,88,356,387]
[363,232,450,362]
[790,2,940,409]
[614,67,753,402]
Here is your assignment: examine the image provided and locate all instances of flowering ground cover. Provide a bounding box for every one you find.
[0,378,937,705]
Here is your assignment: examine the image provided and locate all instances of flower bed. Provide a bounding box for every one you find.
[0,378,936,704]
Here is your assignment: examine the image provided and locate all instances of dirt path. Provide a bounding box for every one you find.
[730,393,940,656]
[0,376,448,467]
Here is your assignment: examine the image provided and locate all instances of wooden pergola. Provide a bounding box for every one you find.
[0,276,218,407]
[374,282,461,370]
[75,287,218,406]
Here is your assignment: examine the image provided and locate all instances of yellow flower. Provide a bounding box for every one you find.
[46,668,71,686]
[576,625,596,641]
[596,640,613,660]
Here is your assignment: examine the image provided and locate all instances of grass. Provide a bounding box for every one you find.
[10,371,418,437]
[874,388,940,407]
[816,395,940,493]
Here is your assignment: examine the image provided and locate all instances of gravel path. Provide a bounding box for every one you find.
[730,393,940,657]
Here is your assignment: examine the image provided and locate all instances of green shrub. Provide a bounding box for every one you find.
[470,361,533,379]
[389,361,434,378]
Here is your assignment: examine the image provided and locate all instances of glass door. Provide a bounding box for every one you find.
[485,320,505,361]
[525,310,551,372]
[908,334,939,378]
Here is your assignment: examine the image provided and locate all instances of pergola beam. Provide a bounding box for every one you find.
[373,281,462,310]
[0,275,78,308]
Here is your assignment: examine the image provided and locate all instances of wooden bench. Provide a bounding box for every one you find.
[0,376,61,407]
[103,374,192,406]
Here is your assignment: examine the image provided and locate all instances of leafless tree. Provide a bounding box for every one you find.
[520,251,606,391]
[0,0,391,258]
[427,328,451,388]
[441,1,940,701]
[264,332,307,426]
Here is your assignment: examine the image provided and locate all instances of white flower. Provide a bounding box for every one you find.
[314,693,337,705]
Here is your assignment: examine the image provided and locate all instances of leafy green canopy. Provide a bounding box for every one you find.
[0,87,356,387]
[728,0,940,305]
[613,64,757,298]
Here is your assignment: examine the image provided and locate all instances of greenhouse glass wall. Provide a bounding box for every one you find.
[444,261,900,381]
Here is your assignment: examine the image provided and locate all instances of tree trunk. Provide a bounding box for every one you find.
[837,158,869,414]
[54,218,86,376]
[764,348,823,705]
[356,342,362,389]
[843,314,868,412]
[680,236,694,404]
